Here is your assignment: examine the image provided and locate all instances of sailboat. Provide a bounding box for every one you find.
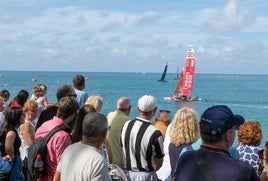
[158,63,168,82]
[166,45,201,101]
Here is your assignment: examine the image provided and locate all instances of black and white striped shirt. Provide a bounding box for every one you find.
[121,117,164,171]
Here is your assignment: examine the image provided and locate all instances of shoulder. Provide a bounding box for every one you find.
[20,122,34,132]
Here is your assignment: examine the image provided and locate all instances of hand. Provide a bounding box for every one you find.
[2,155,13,162]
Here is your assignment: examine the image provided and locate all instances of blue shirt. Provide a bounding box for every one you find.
[174,145,260,181]
[74,89,88,108]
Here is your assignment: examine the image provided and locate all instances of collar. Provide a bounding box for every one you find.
[53,116,70,128]
[200,145,230,156]
[136,117,151,124]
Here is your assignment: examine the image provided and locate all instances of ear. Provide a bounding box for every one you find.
[224,129,235,146]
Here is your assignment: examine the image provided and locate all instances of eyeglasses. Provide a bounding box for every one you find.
[67,94,77,98]
[103,126,111,132]
[159,110,170,113]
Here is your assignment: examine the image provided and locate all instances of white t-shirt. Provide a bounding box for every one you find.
[57,142,110,181]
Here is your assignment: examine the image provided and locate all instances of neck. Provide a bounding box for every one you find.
[82,137,103,149]
[139,115,152,121]
[118,109,129,115]
[202,142,229,151]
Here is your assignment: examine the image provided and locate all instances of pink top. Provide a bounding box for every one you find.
[35,116,72,181]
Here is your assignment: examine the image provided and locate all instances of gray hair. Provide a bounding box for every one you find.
[82,112,108,138]
[117,97,131,110]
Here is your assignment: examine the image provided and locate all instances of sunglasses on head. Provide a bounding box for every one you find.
[159,110,170,113]
[67,94,77,98]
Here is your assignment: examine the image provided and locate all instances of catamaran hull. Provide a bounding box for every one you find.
[164,96,201,102]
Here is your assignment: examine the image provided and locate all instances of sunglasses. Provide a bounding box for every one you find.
[159,110,170,113]
[103,126,111,132]
[67,94,77,98]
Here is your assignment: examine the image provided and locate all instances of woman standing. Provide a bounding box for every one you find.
[19,100,39,180]
[157,107,200,180]
[169,107,200,176]
[8,90,29,109]
[0,107,25,180]
[235,120,263,174]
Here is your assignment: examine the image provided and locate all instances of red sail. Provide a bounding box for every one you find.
[174,46,196,97]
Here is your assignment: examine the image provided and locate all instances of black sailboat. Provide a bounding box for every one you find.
[158,63,168,82]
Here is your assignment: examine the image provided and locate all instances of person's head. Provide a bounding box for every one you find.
[13,89,29,108]
[259,141,268,161]
[71,104,97,143]
[4,107,24,128]
[238,120,263,147]
[137,95,157,118]
[23,100,39,121]
[33,84,47,98]
[117,97,131,114]
[82,112,109,141]
[155,110,171,124]
[0,97,4,112]
[73,74,85,90]
[0,90,10,102]
[170,107,199,147]
[85,95,103,112]
[56,96,79,121]
[200,105,245,148]
[56,85,77,101]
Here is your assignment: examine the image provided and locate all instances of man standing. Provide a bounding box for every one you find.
[153,110,171,139]
[73,74,88,108]
[54,112,110,181]
[174,105,259,181]
[35,84,77,131]
[107,97,131,168]
[121,95,164,180]
[35,96,79,181]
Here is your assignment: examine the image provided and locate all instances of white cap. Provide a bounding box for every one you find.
[138,95,157,112]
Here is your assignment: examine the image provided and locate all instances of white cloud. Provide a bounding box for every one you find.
[206,0,255,31]
[0,1,267,74]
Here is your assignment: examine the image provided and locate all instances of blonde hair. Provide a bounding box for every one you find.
[170,107,200,147]
[23,100,38,113]
[33,84,47,98]
[85,95,103,112]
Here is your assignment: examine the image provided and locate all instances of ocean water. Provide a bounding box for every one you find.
[1,71,268,146]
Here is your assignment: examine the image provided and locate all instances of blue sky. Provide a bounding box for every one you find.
[0,0,267,74]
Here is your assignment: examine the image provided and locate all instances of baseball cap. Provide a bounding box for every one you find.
[138,95,157,112]
[200,105,245,136]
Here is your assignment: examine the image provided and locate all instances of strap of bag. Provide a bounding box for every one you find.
[195,151,216,181]
[43,125,69,143]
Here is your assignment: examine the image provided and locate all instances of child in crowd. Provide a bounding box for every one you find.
[30,84,53,110]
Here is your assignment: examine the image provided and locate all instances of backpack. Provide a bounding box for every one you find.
[27,125,69,179]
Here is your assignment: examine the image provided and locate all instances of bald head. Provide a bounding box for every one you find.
[156,110,171,123]
[117,97,131,110]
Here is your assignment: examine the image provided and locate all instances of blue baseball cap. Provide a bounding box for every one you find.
[200,105,245,136]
